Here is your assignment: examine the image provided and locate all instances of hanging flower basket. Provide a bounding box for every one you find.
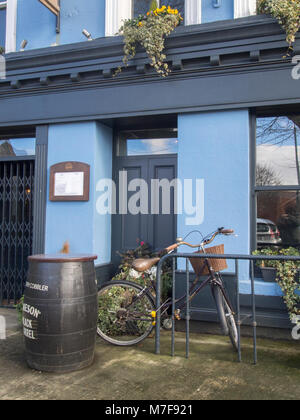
[258,0,300,46]
[115,5,183,77]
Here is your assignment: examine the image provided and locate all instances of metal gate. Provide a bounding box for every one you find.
[0,159,34,305]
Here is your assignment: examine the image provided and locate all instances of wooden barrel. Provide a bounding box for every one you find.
[23,254,98,373]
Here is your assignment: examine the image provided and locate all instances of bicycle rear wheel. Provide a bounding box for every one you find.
[97,281,155,346]
[212,279,239,352]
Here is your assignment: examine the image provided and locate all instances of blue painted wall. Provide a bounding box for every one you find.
[45,121,112,265]
[178,110,282,297]
[17,0,105,51]
[0,7,6,49]
[15,0,235,51]
[202,0,234,24]
[17,0,57,50]
[60,0,105,45]
[177,110,250,280]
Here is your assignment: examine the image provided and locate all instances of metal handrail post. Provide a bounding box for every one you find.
[155,257,165,355]
[235,259,242,363]
[171,258,176,356]
[250,260,257,365]
[186,259,190,359]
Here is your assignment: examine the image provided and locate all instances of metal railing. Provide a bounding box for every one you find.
[155,253,300,364]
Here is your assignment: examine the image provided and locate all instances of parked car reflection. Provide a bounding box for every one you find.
[257,218,282,246]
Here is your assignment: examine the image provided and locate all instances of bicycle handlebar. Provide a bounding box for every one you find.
[164,228,235,253]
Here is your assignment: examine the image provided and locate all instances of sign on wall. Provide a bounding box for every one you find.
[39,0,60,16]
[49,162,90,202]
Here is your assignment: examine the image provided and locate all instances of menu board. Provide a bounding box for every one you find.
[50,162,90,202]
[54,172,84,197]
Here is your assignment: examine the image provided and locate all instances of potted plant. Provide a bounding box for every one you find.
[253,246,300,322]
[114,2,183,77]
[112,240,172,301]
[253,247,279,282]
[258,0,300,47]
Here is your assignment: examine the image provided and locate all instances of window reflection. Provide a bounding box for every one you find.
[119,129,178,156]
[0,6,6,50]
[127,138,178,156]
[256,116,300,186]
[257,191,300,246]
[0,138,36,157]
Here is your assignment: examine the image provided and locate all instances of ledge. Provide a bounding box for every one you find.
[2,14,296,81]
[0,15,299,127]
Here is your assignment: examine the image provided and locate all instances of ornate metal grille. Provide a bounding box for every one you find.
[0,160,34,305]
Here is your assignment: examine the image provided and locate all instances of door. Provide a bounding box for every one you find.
[112,129,178,265]
[0,159,35,305]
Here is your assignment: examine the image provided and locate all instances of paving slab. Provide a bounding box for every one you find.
[0,308,299,400]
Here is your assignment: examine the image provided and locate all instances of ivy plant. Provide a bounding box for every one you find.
[258,0,300,46]
[112,240,172,302]
[115,4,183,77]
[253,247,300,322]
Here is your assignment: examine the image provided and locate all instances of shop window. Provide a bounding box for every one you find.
[0,138,36,158]
[0,2,6,50]
[118,129,178,156]
[256,115,300,247]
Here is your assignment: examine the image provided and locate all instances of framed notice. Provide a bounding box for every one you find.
[49,162,90,202]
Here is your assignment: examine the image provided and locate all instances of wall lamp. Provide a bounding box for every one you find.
[82,29,93,41]
[20,40,28,52]
[212,0,222,7]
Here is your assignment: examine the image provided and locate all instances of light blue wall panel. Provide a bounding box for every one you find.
[202,0,234,24]
[17,0,105,51]
[45,121,112,264]
[17,0,57,50]
[60,0,105,45]
[94,122,113,264]
[177,110,250,280]
[178,110,281,296]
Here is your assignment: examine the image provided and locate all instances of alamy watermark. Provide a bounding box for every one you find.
[96,173,205,226]
[0,316,6,340]
[291,316,300,340]
[291,55,300,80]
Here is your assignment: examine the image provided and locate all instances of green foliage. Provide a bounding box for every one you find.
[258,0,300,45]
[253,247,300,321]
[149,0,158,12]
[115,5,183,77]
[112,240,172,301]
[98,284,153,337]
[15,296,24,324]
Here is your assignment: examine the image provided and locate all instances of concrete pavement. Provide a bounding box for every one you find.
[0,308,299,400]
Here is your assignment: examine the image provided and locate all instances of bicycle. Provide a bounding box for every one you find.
[97,227,238,351]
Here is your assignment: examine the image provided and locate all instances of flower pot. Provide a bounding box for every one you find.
[260,267,277,283]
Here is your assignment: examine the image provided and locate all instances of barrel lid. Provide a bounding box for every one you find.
[28,254,98,263]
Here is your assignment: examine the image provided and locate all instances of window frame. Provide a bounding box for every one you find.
[0,1,6,50]
[105,0,201,37]
[1,0,17,53]
[252,113,300,250]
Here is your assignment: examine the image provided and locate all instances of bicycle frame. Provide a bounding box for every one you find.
[131,250,234,319]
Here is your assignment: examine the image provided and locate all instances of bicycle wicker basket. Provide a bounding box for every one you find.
[188,244,227,276]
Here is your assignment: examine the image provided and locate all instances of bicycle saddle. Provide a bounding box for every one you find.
[132,257,160,273]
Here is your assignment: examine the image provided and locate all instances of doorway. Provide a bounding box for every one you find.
[112,128,178,264]
[0,137,35,305]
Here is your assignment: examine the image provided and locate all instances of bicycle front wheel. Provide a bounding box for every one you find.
[212,281,239,352]
[97,281,155,346]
